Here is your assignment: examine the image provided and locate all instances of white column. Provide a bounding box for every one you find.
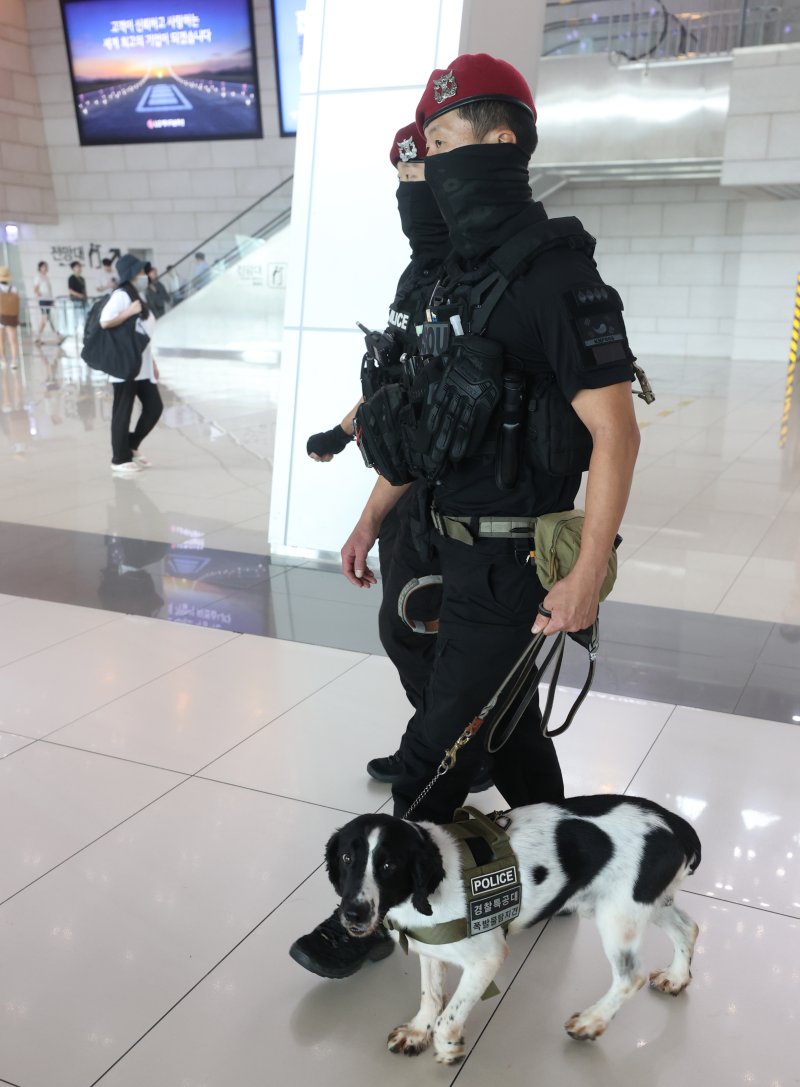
[269,0,464,557]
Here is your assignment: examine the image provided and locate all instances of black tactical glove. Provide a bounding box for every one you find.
[306,425,352,458]
[419,334,504,470]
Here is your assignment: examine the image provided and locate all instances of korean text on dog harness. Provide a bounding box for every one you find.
[383,807,521,998]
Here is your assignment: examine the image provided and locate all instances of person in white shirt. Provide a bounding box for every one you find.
[100,253,163,476]
[96,258,117,295]
[32,260,64,344]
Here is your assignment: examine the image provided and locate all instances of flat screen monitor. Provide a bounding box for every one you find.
[60,0,264,145]
[270,0,304,136]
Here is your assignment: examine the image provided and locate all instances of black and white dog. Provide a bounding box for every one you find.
[325,795,701,1064]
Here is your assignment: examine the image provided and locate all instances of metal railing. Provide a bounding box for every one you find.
[543,1,800,61]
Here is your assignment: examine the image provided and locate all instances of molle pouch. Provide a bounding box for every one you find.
[359,326,403,400]
[419,320,451,360]
[354,385,414,487]
[423,334,504,467]
[534,509,618,602]
[525,375,593,477]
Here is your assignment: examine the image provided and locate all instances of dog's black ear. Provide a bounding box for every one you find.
[325,829,342,894]
[410,830,445,916]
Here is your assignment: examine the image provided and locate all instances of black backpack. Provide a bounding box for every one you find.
[81,293,147,380]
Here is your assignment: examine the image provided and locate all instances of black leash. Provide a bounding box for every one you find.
[403,607,599,817]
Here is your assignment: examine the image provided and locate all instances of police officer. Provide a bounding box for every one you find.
[289,125,452,980]
[341,53,641,826]
[305,122,450,760]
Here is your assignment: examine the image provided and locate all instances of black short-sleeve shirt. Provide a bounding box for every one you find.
[435,243,634,517]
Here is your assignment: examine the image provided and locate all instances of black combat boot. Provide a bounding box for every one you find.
[289,909,395,979]
[367,751,493,792]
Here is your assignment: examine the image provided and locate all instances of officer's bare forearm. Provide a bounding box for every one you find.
[359,476,411,534]
[340,396,364,435]
[572,383,640,587]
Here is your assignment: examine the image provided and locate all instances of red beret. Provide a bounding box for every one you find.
[390,122,426,166]
[416,53,536,131]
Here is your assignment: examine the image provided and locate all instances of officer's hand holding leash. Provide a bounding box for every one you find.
[532,565,603,636]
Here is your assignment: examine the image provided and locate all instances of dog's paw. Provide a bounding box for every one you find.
[649,968,692,996]
[433,1034,465,1065]
[565,1010,608,1041]
[387,1024,432,1057]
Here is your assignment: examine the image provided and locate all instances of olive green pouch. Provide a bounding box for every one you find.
[534,509,618,602]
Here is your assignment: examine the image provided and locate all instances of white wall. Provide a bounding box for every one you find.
[545,180,800,363]
[15,0,294,300]
[722,43,800,187]
[268,0,464,557]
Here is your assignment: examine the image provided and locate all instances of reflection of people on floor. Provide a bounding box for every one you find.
[100,479,170,617]
[0,364,29,459]
[76,373,98,431]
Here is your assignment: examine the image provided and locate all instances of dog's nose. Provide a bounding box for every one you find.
[343,904,369,925]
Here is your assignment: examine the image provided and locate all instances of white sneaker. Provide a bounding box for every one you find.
[111,461,141,476]
[131,452,151,468]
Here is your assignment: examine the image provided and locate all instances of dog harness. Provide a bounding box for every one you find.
[383,807,522,999]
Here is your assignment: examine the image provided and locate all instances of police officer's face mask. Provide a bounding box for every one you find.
[424,143,536,261]
[395,182,450,266]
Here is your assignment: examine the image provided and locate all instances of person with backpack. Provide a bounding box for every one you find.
[100,253,163,476]
[0,267,21,370]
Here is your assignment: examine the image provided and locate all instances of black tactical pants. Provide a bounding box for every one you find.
[393,533,565,824]
[377,485,440,712]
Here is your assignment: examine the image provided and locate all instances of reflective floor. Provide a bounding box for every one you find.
[1,340,799,626]
[0,332,799,1085]
[0,597,797,1087]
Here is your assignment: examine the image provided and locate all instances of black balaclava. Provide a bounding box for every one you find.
[396,181,451,269]
[424,142,545,261]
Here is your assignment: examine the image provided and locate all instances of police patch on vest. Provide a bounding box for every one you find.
[468,864,522,936]
[387,308,410,331]
[419,320,450,358]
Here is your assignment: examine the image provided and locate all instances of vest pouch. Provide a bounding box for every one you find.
[525,375,593,477]
[534,508,617,602]
[422,334,504,470]
[354,384,414,486]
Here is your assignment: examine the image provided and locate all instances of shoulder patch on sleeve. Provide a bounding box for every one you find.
[565,284,631,369]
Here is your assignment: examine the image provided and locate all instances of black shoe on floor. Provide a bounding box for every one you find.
[289,909,395,979]
[366,751,402,783]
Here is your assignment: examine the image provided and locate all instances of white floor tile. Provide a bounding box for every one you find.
[0,742,182,902]
[200,654,410,812]
[628,706,800,916]
[0,616,236,739]
[0,779,342,1087]
[91,864,546,1087]
[0,731,33,760]
[454,894,800,1087]
[611,545,748,613]
[0,597,115,668]
[715,555,800,624]
[52,634,367,773]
